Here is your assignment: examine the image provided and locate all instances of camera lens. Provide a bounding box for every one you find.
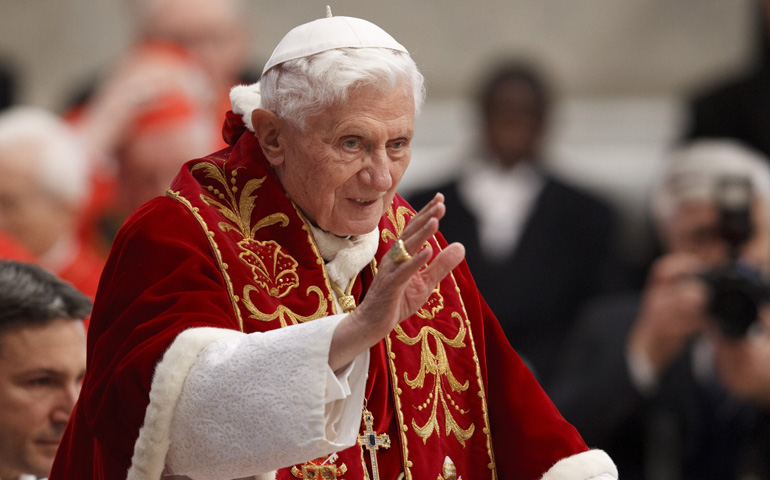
[709,283,758,339]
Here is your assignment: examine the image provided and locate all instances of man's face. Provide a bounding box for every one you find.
[118,121,211,216]
[149,0,249,87]
[483,79,544,167]
[664,199,770,271]
[0,319,86,478]
[272,85,415,237]
[0,142,73,257]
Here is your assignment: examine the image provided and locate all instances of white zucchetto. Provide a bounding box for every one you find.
[262,15,408,74]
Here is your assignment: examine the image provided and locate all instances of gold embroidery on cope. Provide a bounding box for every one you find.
[192,160,328,326]
[396,312,475,446]
[291,454,348,479]
[380,206,413,241]
[449,278,497,475]
[167,189,246,331]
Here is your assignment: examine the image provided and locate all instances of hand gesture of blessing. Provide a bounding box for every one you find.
[329,193,465,370]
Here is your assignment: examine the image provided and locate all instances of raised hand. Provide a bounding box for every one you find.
[329,193,465,370]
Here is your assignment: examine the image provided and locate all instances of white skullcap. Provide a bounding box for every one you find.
[231,13,410,131]
[262,15,408,74]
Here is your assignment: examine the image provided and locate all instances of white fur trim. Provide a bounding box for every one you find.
[309,225,380,287]
[126,327,276,480]
[230,82,263,132]
[540,449,618,480]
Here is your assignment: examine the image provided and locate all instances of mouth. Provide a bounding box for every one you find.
[351,198,378,207]
[35,437,62,447]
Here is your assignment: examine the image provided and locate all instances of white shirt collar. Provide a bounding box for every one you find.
[458,157,545,260]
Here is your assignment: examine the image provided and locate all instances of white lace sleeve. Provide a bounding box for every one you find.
[165,314,368,479]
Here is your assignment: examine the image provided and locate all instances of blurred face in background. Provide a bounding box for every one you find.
[0,319,86,478]
[117,120,211,216]
[0,141,75,258]
[482,78,546,168]
[145,0,250,88]
[662,199,770,272]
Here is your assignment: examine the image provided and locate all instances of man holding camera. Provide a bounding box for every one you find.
[550,140,770,480]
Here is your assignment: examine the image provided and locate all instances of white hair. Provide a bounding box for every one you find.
[259,47,425,131]
[0,107,90,206]
[651,139,770,229]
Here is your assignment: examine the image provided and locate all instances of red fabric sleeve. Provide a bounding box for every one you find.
[51,196,240,478]
[450,243,589,480]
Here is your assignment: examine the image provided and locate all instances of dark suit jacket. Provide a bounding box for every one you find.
[409,172,617,387]
[550,293,770,480]
[686,68,770,159]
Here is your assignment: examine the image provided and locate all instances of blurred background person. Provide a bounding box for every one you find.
[70,0,255,157]
[0,106,104,301]
[408,60,619,387]
[0,260,91,480]
[93,83,216,246]
[551,140,770,480]
[129,0,256,116]
[65,0,256,250]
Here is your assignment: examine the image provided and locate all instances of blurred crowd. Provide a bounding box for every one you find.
[2,0,770,479]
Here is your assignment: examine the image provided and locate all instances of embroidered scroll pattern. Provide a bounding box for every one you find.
[382,205,474,446]
[193,161,328,327]
[380,206,413,244]
[395,313,475,446]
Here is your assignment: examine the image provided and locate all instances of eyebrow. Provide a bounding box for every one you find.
[13,368,67,379]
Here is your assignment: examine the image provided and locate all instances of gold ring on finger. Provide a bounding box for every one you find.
[389,239,412,264]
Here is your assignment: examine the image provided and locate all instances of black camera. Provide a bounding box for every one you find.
[699,176,770,339]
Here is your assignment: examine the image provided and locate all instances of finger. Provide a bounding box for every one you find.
[418,242,465,287]
[401,216,440,255]
[402,197,445,243]
[383,242,435,283]
[415,192,444,216]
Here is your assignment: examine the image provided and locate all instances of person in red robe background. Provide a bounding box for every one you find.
[51,12,618,480]
[0,107,104,305]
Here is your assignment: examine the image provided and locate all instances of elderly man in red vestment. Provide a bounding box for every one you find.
[51,11,618,480]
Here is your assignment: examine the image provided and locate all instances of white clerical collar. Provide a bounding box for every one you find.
[308,224,380,287]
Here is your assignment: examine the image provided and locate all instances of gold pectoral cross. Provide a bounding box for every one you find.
[358,408,391,480]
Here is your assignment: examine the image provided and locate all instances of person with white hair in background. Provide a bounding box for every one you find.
[67,0,255,250]
[51,12,618,480]
[551,139,770,480]
[0,107,104,302]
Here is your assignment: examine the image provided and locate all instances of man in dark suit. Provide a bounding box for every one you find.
[408,61,618,387]
[550,140,770,480]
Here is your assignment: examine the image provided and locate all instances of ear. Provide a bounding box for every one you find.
[251,109,285,166]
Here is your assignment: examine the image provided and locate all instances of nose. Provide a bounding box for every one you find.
[360,148,392,192]
[51,383,80,425]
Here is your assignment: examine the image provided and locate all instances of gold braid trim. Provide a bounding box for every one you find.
[447,265,497,476]
[167,189,245,332]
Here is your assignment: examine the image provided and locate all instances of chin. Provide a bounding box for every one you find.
[329,220,379,238]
